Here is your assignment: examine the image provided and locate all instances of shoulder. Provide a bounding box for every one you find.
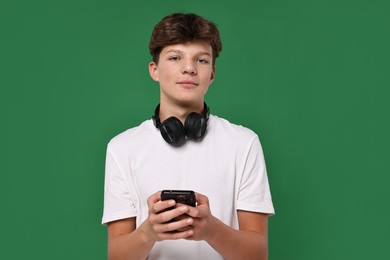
[107,119,155,151]
[209,115,259,141]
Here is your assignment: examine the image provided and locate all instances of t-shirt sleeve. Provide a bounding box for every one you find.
[236,136,275,215]
[101,144,138,225]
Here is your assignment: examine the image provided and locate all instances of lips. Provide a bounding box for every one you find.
[177,80,199,88]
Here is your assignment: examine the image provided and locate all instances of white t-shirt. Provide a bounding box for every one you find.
[102,115,275,259]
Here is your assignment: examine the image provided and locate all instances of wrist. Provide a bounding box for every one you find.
[139,220,158,245]
[204,216,223,243]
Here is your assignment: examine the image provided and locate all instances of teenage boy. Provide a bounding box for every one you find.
[102,13,275,259]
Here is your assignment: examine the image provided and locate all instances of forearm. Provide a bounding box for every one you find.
[206,217,268,260]
[108,222,155,260]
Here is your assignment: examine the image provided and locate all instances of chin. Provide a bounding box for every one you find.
[180,95,205,104]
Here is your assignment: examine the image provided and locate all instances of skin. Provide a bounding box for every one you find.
[107,41,269,259]
[148,41,215,122]
[108,192,269,260]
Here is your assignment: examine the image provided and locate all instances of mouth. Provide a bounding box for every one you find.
[177,81,199,88]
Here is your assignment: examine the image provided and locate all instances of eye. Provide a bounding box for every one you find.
[196,58,209,64]
[168,56,180,61]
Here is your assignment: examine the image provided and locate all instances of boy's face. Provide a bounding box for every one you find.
[149,41,215,107]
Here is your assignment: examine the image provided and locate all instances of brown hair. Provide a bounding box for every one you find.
[149,13,222,65]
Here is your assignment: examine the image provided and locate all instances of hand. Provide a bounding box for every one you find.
[142,191,195,242]
[185,192,216,241]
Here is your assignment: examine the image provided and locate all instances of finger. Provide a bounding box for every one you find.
[185,206,201,218]
[194,192,209,205]
[149,204,189,225]
[153,217,194,234]
[149,199,176,216]
[158,229,194,240]
[147,191,162,208]
[159,205,190,222]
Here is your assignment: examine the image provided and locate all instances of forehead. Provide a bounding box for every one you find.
[160,41,212,55]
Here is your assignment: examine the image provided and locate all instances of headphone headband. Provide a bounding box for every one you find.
[152,103,210,128]
[152,103,210,145]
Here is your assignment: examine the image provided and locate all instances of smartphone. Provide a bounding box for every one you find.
[161,190,196,207]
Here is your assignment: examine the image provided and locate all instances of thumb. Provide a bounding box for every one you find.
[195,192,209,206]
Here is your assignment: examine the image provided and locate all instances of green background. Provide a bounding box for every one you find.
[1,0,389,259]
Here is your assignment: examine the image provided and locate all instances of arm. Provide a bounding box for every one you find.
[107,191,194,260]
[207,211,268,260]
[186,193,269,260]
[108,218,151,260]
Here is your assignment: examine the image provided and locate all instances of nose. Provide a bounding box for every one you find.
[181,61,197,75]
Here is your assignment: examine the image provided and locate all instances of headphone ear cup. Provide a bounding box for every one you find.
[184,112,207,141]
[160,117,186,145]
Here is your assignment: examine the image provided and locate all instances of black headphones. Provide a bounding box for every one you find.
[152,103,210,146]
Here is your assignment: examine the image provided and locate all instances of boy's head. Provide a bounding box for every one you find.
[149,13,222,65]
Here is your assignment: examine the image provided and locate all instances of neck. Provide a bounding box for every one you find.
[159,102,204,123]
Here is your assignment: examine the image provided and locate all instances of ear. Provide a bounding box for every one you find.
[209,66,216,85]
[148,61,159,82]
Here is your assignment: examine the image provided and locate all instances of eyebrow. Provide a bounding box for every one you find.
[165,49,211,57]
